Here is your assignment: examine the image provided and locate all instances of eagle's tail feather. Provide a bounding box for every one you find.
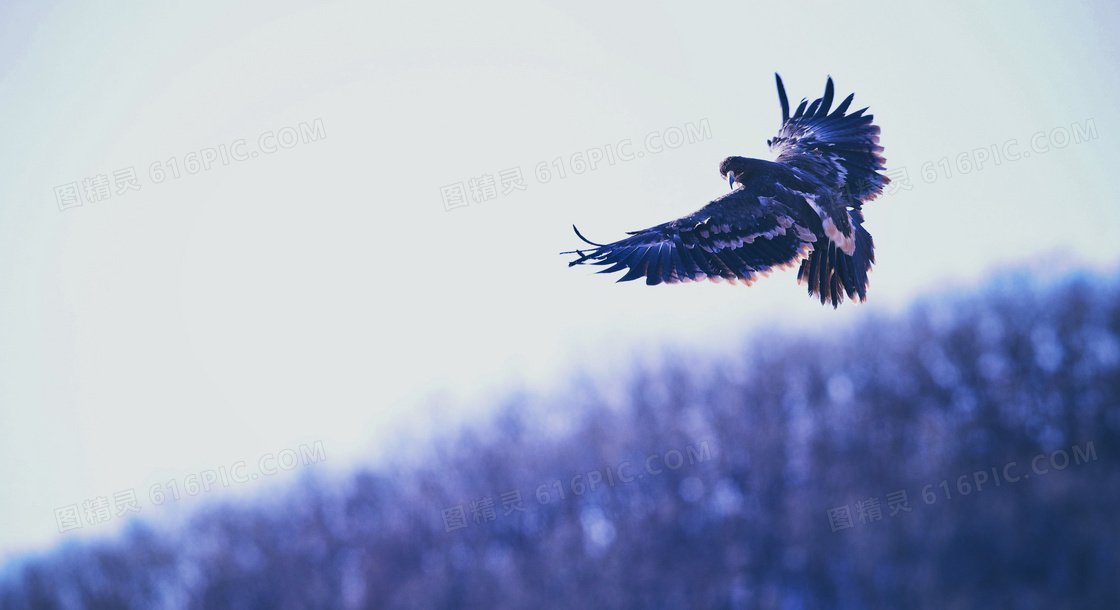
[797,212,874,308]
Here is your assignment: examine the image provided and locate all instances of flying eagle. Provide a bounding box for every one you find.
[566,74,889,307]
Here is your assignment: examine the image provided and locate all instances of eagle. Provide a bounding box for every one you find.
[565,74,889,307]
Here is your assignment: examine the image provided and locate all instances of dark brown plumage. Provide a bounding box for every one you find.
[566,74,889,307]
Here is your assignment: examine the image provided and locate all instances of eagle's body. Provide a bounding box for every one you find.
[567,74,888,307]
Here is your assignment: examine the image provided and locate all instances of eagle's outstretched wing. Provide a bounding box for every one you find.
[769,74,888,204]
[567,184,816,286]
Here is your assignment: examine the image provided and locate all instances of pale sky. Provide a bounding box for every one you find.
[1,1,1118,561]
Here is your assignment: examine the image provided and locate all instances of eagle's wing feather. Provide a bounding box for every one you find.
[765,74,887,292]
[568,185,817,286]
[769,74,888,204]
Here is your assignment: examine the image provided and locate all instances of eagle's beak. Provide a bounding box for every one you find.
[727,171,736,190]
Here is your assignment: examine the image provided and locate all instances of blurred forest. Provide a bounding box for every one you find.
[2,269,1118,609]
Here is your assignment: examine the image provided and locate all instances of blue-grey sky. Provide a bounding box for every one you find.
[1,1,1118,560]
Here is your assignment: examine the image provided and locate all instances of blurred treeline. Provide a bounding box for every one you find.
[2,270,1118,609]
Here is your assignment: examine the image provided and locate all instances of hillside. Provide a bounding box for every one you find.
[3,270,1118,609]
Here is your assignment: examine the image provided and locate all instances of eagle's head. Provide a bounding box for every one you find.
[719,156,757,190]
